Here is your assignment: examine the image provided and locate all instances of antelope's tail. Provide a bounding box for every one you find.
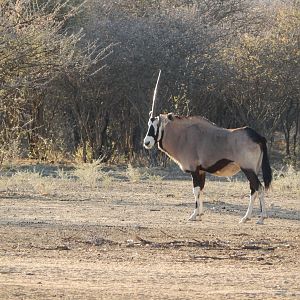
[245,127,272,190]
[261,138,272,190]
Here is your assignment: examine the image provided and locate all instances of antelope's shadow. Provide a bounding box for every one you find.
[175,201,300,221]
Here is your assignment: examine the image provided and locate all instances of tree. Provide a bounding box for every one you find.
[218,5,300,146]
[0,0,109,161]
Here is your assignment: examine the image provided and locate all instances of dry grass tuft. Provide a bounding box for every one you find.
[73,160,112,188]
[126,163,142,182]
[147,173,164,182]
[4,170,55,195]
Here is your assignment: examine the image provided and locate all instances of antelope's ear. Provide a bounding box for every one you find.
[167,112,174,121]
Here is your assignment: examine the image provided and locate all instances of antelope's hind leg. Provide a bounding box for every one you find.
[240,169,262,224]
[257,186,267,225]
[239,190,258,224]
[188,170,205,221]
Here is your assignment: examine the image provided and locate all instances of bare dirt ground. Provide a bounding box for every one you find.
[0,165,299,299]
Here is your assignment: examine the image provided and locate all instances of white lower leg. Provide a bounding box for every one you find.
[240,191,257,223]
[188,187,201,221]
[199,192,204,216]
[257,187,267,224]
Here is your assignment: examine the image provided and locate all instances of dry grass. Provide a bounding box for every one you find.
[126,163,142,182]
[4,170,56,196]
[0,163,298,201]
[146,173,164,182]
[273,165,300,197]
[0,160,115,196]
[72,161,101,188]
[72,160,113,188]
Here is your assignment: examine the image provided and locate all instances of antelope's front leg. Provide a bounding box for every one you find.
[188,170,205,221]
[188,186,203,221]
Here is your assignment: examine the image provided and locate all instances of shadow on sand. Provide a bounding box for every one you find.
[175,200,300,221]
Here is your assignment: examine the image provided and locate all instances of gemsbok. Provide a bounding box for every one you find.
[143,71,272,224]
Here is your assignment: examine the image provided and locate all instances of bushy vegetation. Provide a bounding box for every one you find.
[0,0,299,165]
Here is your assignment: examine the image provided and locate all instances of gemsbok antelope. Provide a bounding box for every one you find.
[143,71,272,224]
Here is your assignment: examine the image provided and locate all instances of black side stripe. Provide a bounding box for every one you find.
[200,159,233,174]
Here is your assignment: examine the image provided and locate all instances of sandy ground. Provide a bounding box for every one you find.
[0,167,299,299]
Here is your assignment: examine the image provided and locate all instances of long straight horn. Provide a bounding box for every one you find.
[150,69,161,118]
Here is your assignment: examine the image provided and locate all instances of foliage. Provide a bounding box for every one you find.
[0,0,299,164]
[219,6,299,137]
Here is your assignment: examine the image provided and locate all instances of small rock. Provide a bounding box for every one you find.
[56,245,70,251]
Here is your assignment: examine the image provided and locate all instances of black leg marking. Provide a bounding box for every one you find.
[241,168,262,195]
[191,169,206,210]
[191,168,206,190]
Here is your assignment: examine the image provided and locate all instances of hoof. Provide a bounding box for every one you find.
[257,213,267,225]
[188,213,199,221]
[239,217,250,224]
[188,216,198,221]
[256,218,265,225]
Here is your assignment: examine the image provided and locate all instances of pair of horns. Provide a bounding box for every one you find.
[150,69,161,118]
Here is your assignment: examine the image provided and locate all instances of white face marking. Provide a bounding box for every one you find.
[143,117,159,149]
[143,136,155,149]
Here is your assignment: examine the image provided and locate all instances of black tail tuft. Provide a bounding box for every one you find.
[245,127,272,190]
[261,141,272,189]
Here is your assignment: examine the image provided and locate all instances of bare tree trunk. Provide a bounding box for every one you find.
[82,137,87,163]
[293,102,299,159]
[94,111,109,159]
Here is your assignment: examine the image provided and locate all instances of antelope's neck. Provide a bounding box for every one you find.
[158,122,183,165]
